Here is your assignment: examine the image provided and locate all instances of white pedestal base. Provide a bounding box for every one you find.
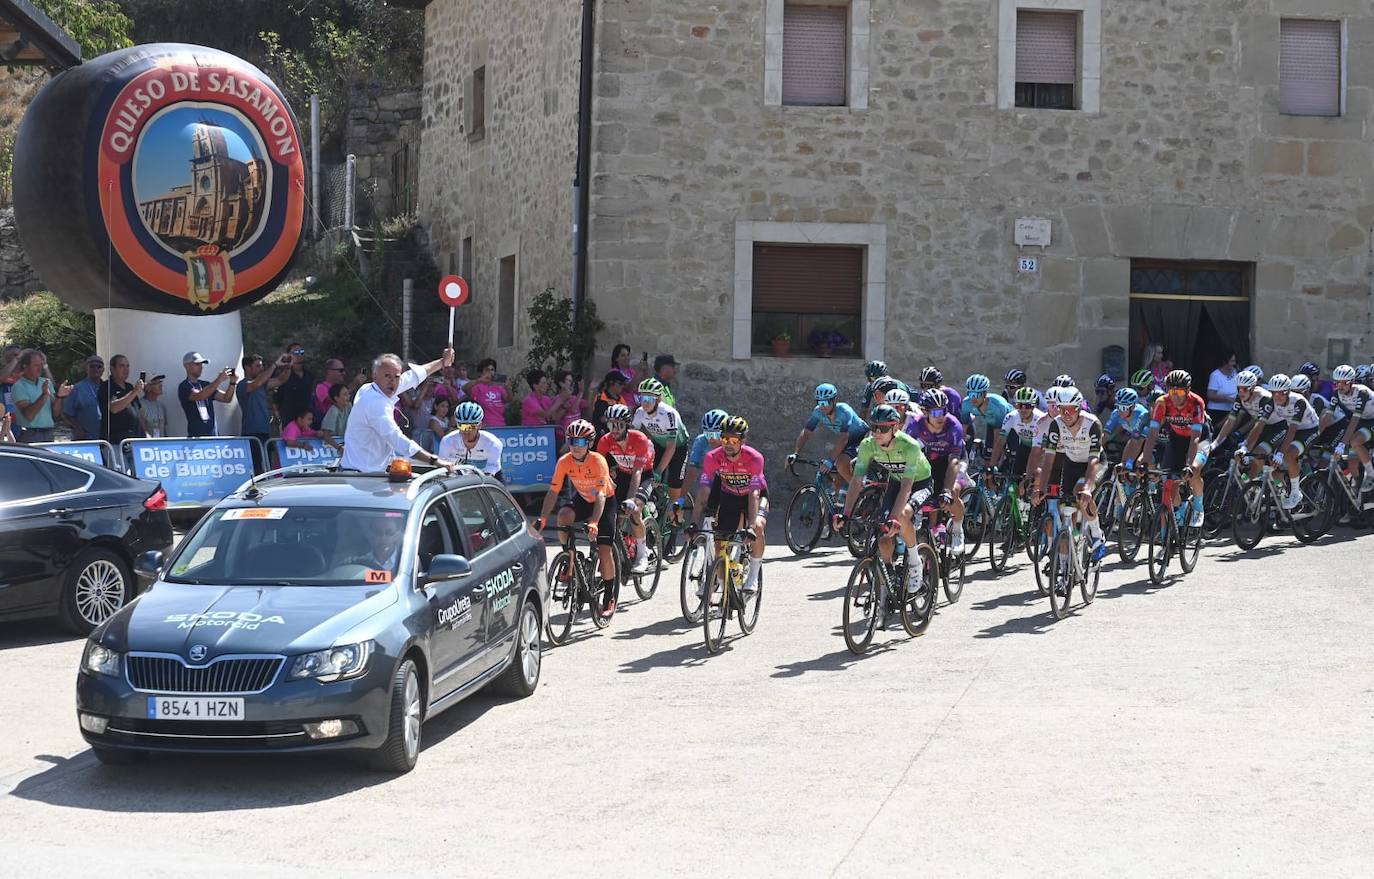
[94,308,244,438]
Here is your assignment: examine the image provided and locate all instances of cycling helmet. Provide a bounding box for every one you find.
[884,387,911,407]
[1165,369,1192,389]
[1060,387,1085,408]
[1235,370,1259,389]
[864,360,888,381]
[721,415,749,436]
[1266,373,1291,393]
[1052,373,1074,388]
[919,366,943,385]
[1131,368,1155,389]
[1095,373,1116,390]
[637,378,666,398]
[965,373,991,395]
[1357,365,1373,383]
[604,403,632,423]
[1332,364,1357,382]
[1298,361,1320,379]
[1004,368,1027,387]
[1013,386,1039,406]
[1289,375,1312,394]
[455,401,485,424]
[868,404,901,427]
[814,382,838,403]
[565,419,596,440]
[701,408,729,432]
[873,377,902,395]
[1114,387,1139,408]
[919,388,950,412]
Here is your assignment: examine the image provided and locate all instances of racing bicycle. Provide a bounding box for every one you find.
[544,524,619,644]
[679,516,714,624]
[986,468,1033,573]
[701,528,763,654]
[646,477,691,562]
[1231,456,1327,549]
[841,520,938,654]
[917,494,965,604]
[1045,491,1101,620]
[1145,467,1203,585]
[615,505,663,601]
[783,458,845,554]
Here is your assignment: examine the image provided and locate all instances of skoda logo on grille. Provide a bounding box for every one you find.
[189,645,208,662]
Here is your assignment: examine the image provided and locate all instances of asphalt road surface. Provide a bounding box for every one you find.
[3,523,1372,877]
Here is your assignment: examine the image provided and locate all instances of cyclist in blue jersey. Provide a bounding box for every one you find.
[917,366,962,419]
[1105,387,1151,469]
[788,383,868,487]
[961,373,1011,451]
[681,409,729,513]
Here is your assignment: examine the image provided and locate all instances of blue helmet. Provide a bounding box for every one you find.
[814,382,838,403]
[1298,361,1320,379]
[1114,387,1139,408]
[701,408,729,432]
[456,401,484,424]
[965,373,990,395]
[1096,373,1116,390]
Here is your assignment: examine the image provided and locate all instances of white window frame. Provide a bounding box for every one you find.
[764,0,869,110]
[998,0,1101,113]
[1277,17,1347,118]
[733,221,886,361]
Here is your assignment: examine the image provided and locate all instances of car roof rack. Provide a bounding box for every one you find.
[229,460,488,500]
[233,462,342,497]
[405,462,486,500]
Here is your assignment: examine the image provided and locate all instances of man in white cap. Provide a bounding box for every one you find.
[178,351,236,438]
[342,347,458,472]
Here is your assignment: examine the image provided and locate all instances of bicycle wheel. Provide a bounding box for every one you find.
[988,496,1014,572]
[1147,507,1172,584]
[784,486,825,555]
[941,546,965,603]
[1031,510,1054,596]
[1117,491,1146,563]
[634,518,663,599]
[1093,481,1116,538]
[1202,477,1232,539]
[1178,510,1203,573]
[1231,483,1266,550]
[679,536,710,623]
[703,558,730,654]
[960,487,987,559]
[842,556,881,655]
[1080,536,1100,604]
[846,485,884,558]
[661,495,690,562]
[1292,473,1332,543]
[545,551,578,645]
[1048,534,1072,620]
[900,542,940,636]
[738,564,762,634]
[590,548,619,628]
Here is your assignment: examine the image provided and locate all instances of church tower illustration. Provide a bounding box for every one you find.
[140,120,267,252]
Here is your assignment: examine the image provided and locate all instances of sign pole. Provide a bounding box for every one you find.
[448,307,456,349]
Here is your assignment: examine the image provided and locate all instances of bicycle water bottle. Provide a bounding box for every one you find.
[933,522,947,547]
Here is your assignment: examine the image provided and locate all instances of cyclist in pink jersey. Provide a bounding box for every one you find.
[691,416,767,596]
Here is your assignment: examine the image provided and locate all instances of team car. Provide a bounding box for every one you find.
[75,462,547,773]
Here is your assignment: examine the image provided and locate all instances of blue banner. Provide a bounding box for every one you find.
[36,440,118,470]
[268,437,341,469]
[123,437,257,508]
[487,425,558,493]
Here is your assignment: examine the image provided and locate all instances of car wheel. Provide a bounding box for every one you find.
[60,548,132,635]
[490,599,542,698]
[91,745,145,765]
[369,658,423,774]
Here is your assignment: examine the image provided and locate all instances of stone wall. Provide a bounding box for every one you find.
[583,0,1374,476]
[0,207,43,300]
[416,0,582,362]
[345,86,423,222]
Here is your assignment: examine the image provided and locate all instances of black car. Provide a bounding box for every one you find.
[76,463,548,773]
[0,444,173,634]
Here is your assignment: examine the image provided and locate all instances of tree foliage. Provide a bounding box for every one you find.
[30,0,133,59]
[526,289,606,377]
[0,292,97,380]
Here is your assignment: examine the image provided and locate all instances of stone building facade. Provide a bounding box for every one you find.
[416,0,1374,470]
[346,85,424,221]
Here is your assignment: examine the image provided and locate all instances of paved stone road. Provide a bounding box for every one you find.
[2,525,1372,877]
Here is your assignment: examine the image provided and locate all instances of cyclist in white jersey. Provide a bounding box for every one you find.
[438,401,505,478]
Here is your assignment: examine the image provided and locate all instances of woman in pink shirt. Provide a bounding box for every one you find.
[468,359,510,426]
[521,369,560,426]
[552,369,588,433]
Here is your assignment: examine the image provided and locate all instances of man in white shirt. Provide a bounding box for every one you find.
[1207,350,1239,416]
[341,349,456,472]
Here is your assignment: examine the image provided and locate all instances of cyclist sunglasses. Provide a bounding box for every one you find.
[1014,403,1034,410]
[927,408,947,418]
[870,424,897,434]
[569,437,591,447]
[457,422,481,431]
[721,435,744,446]
[638,394,659,405]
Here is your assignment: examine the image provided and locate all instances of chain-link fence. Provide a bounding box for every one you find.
[314,161,353,233]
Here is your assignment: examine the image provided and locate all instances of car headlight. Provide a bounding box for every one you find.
[82,642,121,677]
[289,641,373,683]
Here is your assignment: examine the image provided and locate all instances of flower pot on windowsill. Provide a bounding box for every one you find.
[816,345,834,358]
[771,339,791,357]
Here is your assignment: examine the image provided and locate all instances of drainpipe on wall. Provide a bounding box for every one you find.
[571,0,596,380]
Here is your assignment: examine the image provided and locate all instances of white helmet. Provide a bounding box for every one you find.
[1289,375,1311,394]
[1332,364,1357,382]
[1236,370,1260,389]
[884,387,911,407]
[1266,373,1291,393]
[1060,386,1085,407]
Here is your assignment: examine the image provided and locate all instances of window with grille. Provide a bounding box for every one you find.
[1129,261,1250,300]
[782,3,848,107]
[1015,11,1077,110]
[498,254,515,348]
[752,244,863,356]
[1280,19,1342,117]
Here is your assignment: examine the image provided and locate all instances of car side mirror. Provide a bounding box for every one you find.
[135,550,164,578]
[424,554,472,584]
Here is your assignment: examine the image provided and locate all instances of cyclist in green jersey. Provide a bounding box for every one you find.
[834,405,933,571]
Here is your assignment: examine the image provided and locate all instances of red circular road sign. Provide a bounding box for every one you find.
[438,275,470,307]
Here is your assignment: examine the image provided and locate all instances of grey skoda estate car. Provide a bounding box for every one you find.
[76,463,547,772]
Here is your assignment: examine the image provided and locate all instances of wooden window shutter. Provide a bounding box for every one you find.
[753,244,863,315]
[1280,19,1342,117]
[782,5,848,106]
[1015,11,1077,85]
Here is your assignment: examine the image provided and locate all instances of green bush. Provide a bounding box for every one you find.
[525,288,605,376]
[0,292,96,380]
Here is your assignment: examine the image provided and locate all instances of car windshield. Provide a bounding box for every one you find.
[164,506,407,586]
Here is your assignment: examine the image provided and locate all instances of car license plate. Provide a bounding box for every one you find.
[146,696,244,720]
